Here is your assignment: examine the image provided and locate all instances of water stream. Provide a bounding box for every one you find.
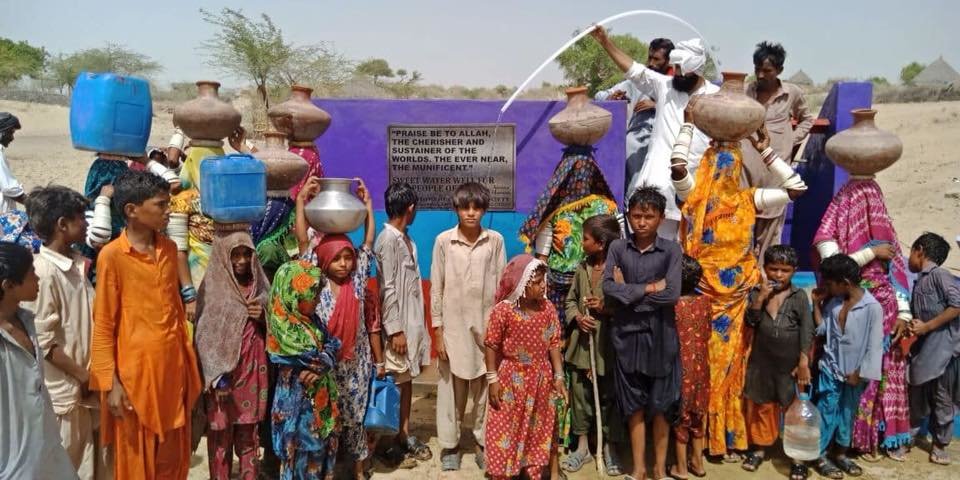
[484,10,715,190]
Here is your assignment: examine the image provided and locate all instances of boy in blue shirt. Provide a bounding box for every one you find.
[812,254,883,479]
[906,232,960,466]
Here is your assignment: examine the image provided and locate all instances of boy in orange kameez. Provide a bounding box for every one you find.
[89,171,202,479]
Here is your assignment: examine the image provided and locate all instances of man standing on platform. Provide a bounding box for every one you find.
[742,42,814,264]
[595,38,675,201]
[591,25,718,241]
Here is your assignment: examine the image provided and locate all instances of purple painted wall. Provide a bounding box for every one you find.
[785,82,873,269]
[312,99,628,210]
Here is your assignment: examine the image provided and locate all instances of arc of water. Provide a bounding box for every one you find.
[500,10,710,115]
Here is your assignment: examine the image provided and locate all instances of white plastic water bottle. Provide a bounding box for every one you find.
[783,389,821,461]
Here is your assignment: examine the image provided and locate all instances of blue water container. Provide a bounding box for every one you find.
[199,153,266,223]
[364,372,400,435]
[69,72,152,156]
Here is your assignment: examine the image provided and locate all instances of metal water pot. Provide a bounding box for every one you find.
[304,178,367,233]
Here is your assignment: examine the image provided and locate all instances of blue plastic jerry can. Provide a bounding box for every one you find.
[364,372,400,435]
[69,72,152,156]
[199,153,266,223]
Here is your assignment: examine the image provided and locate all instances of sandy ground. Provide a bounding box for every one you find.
[2,98,959,479]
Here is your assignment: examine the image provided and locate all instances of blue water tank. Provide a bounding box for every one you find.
[199,153,266,223]
[69,72,152,156]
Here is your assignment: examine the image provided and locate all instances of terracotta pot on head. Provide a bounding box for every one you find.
[254,124,310,197]
[268,85,331,145]
[689,72,766,142]
[825,109,902,178]
[172,81,242,147]
[548,86,612,147]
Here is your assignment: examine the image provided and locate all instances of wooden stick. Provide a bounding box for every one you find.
[588,327,606,475]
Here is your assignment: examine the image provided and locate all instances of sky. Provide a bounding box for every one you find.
[2,0,957,89]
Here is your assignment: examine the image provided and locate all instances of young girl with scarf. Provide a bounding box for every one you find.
[300,178,378,480]
[484,254,567,480]
[193,227,271,480]
[267,260,341,479]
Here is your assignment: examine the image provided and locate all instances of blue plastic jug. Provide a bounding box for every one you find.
[364,372,400,435]
[70,72,152,156]
[199,153,266,223]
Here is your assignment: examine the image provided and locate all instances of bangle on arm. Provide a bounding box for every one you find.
[485,371,499,384]
[180,285,197,304]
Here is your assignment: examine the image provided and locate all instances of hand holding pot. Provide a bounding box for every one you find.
[297,176,323,204]
[354,177,372,207]
[749,125,771,152]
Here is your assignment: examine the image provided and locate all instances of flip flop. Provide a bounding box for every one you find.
[667,465,689,480]
[687,461,707,478]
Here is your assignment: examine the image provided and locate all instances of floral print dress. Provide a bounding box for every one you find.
[314,247,374,462]
[267,261,341,480]
[483,300,562,478]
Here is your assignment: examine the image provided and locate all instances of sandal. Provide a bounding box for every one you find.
[885,446,907,462]
[723,452,743,463]
[741,452,763,472]
[930,446,952,465]
[604,444,624,476]
[382,445,417,469]
[440,451,461,471]
[858,452,882,463]
[561,450,593,473]
[789,463,809,480]
[405,436,432,461]
[815,457,844,480]
[667,465,689,479]
[687,461,706,478]
[834,456,862,477]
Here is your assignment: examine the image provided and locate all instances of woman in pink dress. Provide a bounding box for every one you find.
[484,254,567,480]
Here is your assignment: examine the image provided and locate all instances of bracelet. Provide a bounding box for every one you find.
[485,371,499,383]
[180,285,197,303]
[553,372,565,381]
[375,363,385,369]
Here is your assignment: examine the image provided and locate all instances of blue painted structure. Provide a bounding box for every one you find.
[785,82,873,269]
[313,98,627,277]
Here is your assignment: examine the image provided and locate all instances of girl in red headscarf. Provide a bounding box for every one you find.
[484,254,568,480]
[297,178,381,480]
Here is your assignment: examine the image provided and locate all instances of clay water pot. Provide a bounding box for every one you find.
[825,109,902,177]
[268,85,331,142]
[255,130,309,197]
[548,86,612,146]
[304,178,367,234]
[689,72,765,142]
[173,81,241,144]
